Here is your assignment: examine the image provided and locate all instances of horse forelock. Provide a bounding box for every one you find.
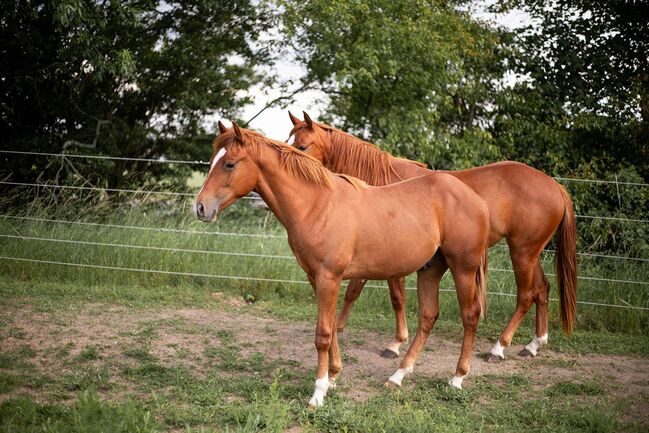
[219,128,334,188]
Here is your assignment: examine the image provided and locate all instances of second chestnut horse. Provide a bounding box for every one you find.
[288,111,577,362]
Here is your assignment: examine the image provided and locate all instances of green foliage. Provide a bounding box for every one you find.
[0,0,270,194]
[282,0,649,256]
[281,0,506,168]
[490,0,649,255]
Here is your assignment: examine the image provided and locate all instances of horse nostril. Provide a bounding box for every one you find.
[196,202,205,218]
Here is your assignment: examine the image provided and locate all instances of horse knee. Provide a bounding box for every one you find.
[420,308,439,333]
[536,289,549,306]
[315,329,332,352]
[462,305,480,330]
[517,291,535,308]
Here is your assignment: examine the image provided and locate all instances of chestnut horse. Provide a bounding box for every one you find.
[195,122,489,407]
[288,111,577,362]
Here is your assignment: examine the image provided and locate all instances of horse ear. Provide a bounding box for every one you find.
[288,111,302,126]
[303,111,314,128]
[232,122,243,139]
[217,120,228,134]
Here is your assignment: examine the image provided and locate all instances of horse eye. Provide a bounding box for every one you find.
[297,145,308,151]
[224,161,236,171]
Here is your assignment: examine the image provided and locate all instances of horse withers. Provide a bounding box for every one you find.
[195,122,490,407]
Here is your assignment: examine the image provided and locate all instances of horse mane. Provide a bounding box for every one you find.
[217,129,364,190]
[293,122,423,187]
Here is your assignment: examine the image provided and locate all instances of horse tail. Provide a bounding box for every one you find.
[476,248,488,320]
[555,184,577,335]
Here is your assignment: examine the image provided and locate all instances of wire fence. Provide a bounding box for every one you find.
[1,227,647,286]
[1,181,647,223]
[2,149,649,187]
[1,149,648,312]
[1,256,647,312]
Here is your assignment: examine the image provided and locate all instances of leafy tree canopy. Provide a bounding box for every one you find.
[281,0,508,169]
[492,0,648,179]
[0,0,270,188]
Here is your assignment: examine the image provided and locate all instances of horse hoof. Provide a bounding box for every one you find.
[384,380,400,388]
[380,349,399,359]
[518,348,536,358]
[486,354,503,363]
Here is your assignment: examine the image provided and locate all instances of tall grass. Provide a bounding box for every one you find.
[1,195,647,339]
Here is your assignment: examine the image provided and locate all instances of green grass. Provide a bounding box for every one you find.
[1,202,647,337]
[0,390,158,433]
[0,202,648,431]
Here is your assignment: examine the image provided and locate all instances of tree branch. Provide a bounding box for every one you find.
[243,83,318,127]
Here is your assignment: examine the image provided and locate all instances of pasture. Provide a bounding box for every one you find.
[1,195,648,432]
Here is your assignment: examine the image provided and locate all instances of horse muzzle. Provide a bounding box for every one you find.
[194,200,219,223]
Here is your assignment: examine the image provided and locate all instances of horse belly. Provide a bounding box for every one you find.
[344,231,438,280]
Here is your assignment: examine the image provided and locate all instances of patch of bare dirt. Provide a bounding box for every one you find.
[1,297,649,425]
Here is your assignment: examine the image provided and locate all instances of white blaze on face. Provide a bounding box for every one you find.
[210,147,227,173]
[195,147,227,214]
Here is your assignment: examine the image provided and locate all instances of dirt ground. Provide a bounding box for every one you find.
[2,299,649,424]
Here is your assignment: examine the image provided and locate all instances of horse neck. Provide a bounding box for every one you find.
[325,129,427,185]
[389,156,430,180]
[253,145,331,230]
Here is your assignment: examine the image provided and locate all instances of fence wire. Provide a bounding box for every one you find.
[1,150,648,312]
[2,149,648,187]
[1,255,647,311]
[2,232,647,287]
[1,181,647,223]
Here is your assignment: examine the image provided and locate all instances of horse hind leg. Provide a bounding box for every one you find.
[337,278,367,332]
[381,277,408,359]
[385,265,442,387]
[488,251,539,362]
[519,260,550,358]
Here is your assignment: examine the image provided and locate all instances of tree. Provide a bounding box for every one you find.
[281,0,508,169]
[492,0,649,178]
[0,0,270,191]
[491,0,649,255]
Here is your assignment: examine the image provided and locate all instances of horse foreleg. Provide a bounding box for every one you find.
[450,270,482,389]
[308,275,341,408]
[381,277,408,359]
[337,279,367,332]
[328,318,342,385]
[385,267,441,387]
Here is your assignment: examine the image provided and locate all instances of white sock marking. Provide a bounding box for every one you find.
[490,340,505,359]
[449,374,465,389]
[388,366,413,386]
[308,374,330,407]
[524,333,548,357]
